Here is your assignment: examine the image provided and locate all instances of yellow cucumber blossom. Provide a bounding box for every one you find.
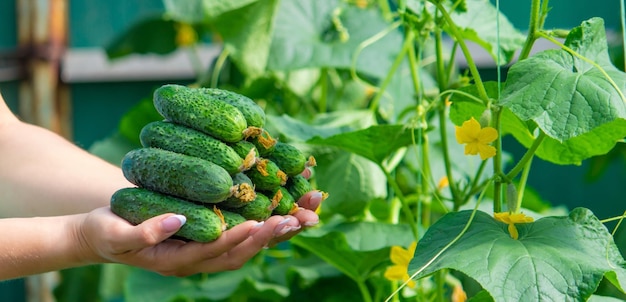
[455,117,498,160]
[494,212,534,240]
[175,23,198,47]
[384,242,417,288]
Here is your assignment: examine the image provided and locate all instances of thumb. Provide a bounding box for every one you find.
[125,214,186,249]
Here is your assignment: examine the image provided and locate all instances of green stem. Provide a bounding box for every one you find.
[431,1,489,103]
[369,30,412,113]
[506,131,546,180]
[377,0,394,21]
[464,159,488,204]
[518,0,542,60]
[514,154,533,212]
[383,167,419,240]
[210,48,230,88]
[434,26,448,91]
[435,270,446,302]
[492,107,503,213]
[439,89,485,105]
[356,280,373,302]
[407,30,422,98]
[319,68,328,113]
[438,105,461,208]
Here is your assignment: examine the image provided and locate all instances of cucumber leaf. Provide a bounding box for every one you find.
[162,0,258,23]
[500,18,626,143]
[447,0,526,65]
[408,208,626,301]
[105,16,179,59]
[291,221,415,282]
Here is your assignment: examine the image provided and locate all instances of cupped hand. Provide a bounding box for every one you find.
[75,189,323,277]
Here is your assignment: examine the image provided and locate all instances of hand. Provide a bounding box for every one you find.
[74,190,323,277]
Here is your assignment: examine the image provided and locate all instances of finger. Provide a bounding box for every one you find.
[301,167,312,179]
[110,213,186,253]
[268,209,318,246]
[297,190,324,211]
[197,216,297,272]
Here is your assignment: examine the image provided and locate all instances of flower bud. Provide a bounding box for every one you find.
[506,183,518,212]
[479,108,492,128]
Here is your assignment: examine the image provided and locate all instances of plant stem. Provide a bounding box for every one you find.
[464,159,488,203]
[383,167,419,240]
[492,107,503,213]
[506,131,546,180]
[369,30,412,113]
[431,1,489,103]
[357,280,373,302]
[515,154,534,212]
[438,105,461,208]
[435,270,446,302]
[434,26,448,91]
[319,68,328,113]
[519,0,542,60]
[210,48,230,88]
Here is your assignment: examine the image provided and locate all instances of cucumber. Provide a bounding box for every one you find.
[247,129,277,156]
[229,140,259,160]
[217,208,248,229]
[219,172,256,209]
[230,192,275,221]
[121,147,234,204]
[267,142,310,177]
[153,84,252,143]
[110,187,224,243]
[199,88,266,128]
[267,186,298,215]
[139,121,255,175]
[245,158,287,191]
[286,174,312,202]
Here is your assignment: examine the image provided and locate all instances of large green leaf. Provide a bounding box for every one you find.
[500,18,626,142]
[447,0,525,65]
[307,124,418,165]
[315,151,387,218]
[105,16,179,59]
[162,0,258,23]
[291,221,415,282]
[408,208,626,301]
[267,0,403,79]
[212,0,280,77]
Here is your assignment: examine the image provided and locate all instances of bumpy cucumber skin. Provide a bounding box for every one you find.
[286,174,312,202]
[268,186,296,215]
[219,173,256,209]
[231,192,273,221]
[153,84,248,143]
[140,121,244,175]
[245,159,286,191]
[268,142,307,177]
[122,147,233,204]
[219,209,247,229]
[110,187,223,242]
[199,88,266,128]
[229,140,259,159]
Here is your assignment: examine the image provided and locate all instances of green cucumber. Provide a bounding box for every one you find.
[110,187,225,243]
[219,173,256,209]
[245,158,287,191]
[267,186,298,215]
[153,84,253,143]
[139,121,255,175]
[229,140,259,160]
[230,192,274,221]
[217,208,248,229]
[267,142,311,177]
[121,147,234,204]
[247,129,276,156]
[286,174,312,202]
[199,88,266,128]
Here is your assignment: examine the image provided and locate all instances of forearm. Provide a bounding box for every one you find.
[0,113,132,218]
[0,214,92,280]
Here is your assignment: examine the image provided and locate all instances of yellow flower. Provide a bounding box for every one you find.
[494,212,534,240]
[384,241,417,288]
[452,284,468,302]
[176,23,198,47]
[437,176,449,191]
[455,117,498,160]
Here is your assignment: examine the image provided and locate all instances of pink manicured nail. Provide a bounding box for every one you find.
[275,225,301,237]
[162,215,186,232]
[249,221,265,235]
[304,220,319,227]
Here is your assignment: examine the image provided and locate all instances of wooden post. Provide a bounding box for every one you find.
[17,0,71,137]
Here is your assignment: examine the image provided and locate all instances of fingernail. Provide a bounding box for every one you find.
[310,191,323,204]
[275,225,301,237]
[162,215,186,232]
[249,221,264,235]
[278,217,292,226]
[304,220,319,227]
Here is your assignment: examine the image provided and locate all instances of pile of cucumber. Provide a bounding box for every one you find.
[110,84,320,243]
